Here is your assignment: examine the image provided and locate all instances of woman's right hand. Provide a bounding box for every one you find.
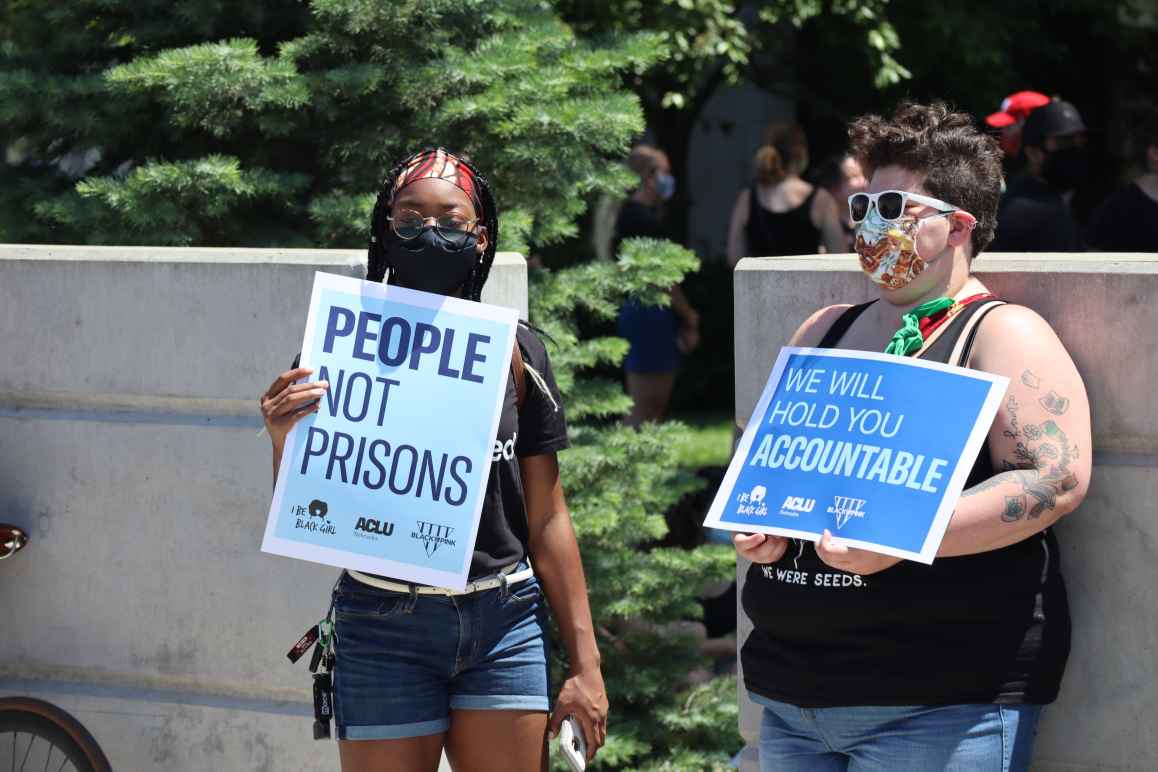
[260,367,328,451]
[733,532,788,564]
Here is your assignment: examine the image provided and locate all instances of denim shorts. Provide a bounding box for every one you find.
[750,692,1042,772]
[332,566,550,740]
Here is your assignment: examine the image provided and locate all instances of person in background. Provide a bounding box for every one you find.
[726,122,846,265]
[1086,101,1158,252]
[614,145,701,427]
[989,99,1089,252]
[813,153,868,252]
[985,90,1051,160]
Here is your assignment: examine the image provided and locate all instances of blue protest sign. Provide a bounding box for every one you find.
[704,347,1008,563]
[262,272,519,589]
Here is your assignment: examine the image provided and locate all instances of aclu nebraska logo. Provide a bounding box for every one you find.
[291,499,336,535]
[779,496,816,518]
[828,496,867,530]
[353,517,394,541]
[411,521,456,557]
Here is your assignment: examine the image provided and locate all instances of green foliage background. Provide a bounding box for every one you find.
[1,1,739,767]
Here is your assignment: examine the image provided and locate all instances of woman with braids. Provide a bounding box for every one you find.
[734,104,1091,771]
[260,148,608,772]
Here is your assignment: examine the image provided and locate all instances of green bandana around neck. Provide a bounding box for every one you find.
[883,296,953,356]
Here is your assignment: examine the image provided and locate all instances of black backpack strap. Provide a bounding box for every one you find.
[816,300,876,349]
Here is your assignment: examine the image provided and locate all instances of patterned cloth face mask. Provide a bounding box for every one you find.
[854,209,928,290]
[850,190,970,290]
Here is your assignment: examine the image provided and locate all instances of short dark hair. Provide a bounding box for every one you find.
[367,148,500,301]
[848,101,1003,257]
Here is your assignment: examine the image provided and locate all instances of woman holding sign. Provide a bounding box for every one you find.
[734,103,1091,771]
[260,149,607,771]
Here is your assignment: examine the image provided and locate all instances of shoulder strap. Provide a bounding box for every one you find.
[949,300,1006,368]
[816,301,876,349]
[511,335,527,412]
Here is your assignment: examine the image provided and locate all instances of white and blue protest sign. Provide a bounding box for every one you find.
[262,272,519,589]
[704,347,1008,563]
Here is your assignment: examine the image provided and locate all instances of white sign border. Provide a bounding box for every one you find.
[703,346,1009,564]
[260,271,520,589]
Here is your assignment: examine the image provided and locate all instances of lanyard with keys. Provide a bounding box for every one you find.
[286,610,335,740]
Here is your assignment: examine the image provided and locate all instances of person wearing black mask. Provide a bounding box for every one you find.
[1086,101,1158,252]
[260,148,608,772]
[990,99,1088,252]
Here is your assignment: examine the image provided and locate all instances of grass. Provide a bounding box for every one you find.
[668,412,736,469]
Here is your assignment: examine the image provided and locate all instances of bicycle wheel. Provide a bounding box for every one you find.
[0,698,111,772]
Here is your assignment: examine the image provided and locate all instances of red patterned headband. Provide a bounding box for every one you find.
[392,148,482,216]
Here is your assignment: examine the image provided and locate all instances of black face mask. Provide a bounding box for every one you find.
[387,227,479,296]
[1042,147,1089,192]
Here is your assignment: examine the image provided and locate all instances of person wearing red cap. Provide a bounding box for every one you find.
[986,91,1051,159]
[990,98,1089,252]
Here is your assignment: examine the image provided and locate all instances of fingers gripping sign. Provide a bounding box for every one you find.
[733,532,789,564]
[260,367,330,449]
[815,529,901,576]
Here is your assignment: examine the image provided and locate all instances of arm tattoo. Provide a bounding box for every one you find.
[965,394,1080,521]
[1038,390,1070,415]
[1020,370,1041,389]
[1003,495,1028,522]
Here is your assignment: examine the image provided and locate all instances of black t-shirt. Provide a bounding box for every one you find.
[990,174,1082,252]
[469,323,569,576]
[1085,182,1158,252]
[292,323,568,581]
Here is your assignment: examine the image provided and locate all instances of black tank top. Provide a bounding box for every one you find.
[745,184,822,257]
[741,300,1071,707]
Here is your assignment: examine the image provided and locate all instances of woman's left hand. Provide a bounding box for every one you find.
[815,529,902,575]
[549,667,608,762]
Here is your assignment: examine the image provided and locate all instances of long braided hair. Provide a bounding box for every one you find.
[366,147,500,302]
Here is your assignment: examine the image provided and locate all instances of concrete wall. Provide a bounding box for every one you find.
[0,245,527,771]
[732,253,1158,771]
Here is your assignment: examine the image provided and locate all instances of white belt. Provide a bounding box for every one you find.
[346,563,533,596]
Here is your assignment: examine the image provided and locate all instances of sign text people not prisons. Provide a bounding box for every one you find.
[262,272,518,589]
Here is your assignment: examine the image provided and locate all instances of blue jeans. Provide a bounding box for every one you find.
[751,693,1042,772]
[333,566,550,740]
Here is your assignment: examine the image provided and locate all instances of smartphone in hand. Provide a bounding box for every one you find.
[558,715,587,772]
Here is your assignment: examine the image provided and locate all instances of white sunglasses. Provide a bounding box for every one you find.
[848,190,962,223]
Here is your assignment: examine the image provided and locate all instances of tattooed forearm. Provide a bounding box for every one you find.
[965,394,1081,521]
[966,466,1078,520]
